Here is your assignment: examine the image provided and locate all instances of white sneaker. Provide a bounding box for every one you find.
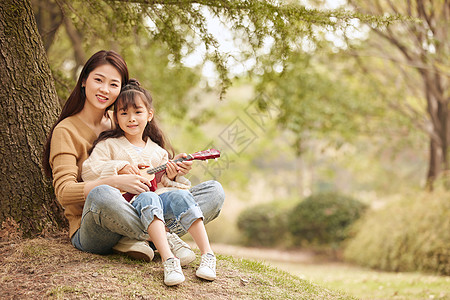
[196,253,216,281]
[112,236,154,262]
[166,232,195,266]
[163,257,185,286]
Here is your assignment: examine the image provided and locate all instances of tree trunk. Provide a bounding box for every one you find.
[0,0,67,237]
[424,69,449,189]
[31,0,63,52]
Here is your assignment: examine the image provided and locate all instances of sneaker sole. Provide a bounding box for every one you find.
[113,249,153,262]
[196,272,216,281]
[164,277,185,286]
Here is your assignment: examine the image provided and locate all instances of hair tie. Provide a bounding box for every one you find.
[127,78,140,87]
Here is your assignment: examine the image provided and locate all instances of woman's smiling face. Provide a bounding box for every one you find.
[83,64,122,112]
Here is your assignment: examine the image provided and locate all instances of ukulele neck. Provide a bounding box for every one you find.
[147,155,193,175]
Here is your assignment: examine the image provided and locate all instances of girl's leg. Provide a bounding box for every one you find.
[182,180,225,236]
[179,204,216,281]
[160,189,204,238]
[146,218,172,261]
[187,219,212,255]
[161,189,217,280]
[159,189,213,252]
[132,192,173,261]
[131,191,185,286]
[161,189,213,254]
[154,180,224,263]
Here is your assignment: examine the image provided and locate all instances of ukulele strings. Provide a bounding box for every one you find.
[147,154,194,174]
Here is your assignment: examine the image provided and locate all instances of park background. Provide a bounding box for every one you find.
[0,0,448,299]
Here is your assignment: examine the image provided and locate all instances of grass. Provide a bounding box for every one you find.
[267,261,450,300]
[0,234,354,299]
[210,242,449,300]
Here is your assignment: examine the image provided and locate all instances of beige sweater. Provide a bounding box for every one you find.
[49,115,96,237]
[81,136,191,194]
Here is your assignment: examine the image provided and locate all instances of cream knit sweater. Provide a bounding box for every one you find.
[81,136,191,194]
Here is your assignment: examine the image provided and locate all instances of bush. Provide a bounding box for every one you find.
[288,192,367,247]
[237,202,289,247]
[343,191,450,275]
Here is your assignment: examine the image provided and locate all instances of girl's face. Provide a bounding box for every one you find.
[116,95,153,143]
[83,64,122,112]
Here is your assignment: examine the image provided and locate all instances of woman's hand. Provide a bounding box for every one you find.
[172,153,193,176]
[118,164,140,175]
[110,174,151,194]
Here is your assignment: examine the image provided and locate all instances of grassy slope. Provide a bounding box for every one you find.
[0,234,354,299]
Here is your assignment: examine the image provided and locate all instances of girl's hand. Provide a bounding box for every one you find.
[166,161,178,180]
[111,174,151,194]
[118,164,140,175]
[172,153,193,176]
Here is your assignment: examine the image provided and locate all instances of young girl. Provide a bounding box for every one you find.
[81,79,216,285]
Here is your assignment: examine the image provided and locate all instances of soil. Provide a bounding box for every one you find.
[0,230,328,299]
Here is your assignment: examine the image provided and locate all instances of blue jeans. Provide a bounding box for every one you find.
[71,180,225,254]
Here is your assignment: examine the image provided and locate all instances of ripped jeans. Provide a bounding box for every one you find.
[71,180,224,254]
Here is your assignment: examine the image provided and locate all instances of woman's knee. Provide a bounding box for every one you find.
[168,190,196,206]
[208,180,225,206]
[85,185,128,212]
[197,180,225,223]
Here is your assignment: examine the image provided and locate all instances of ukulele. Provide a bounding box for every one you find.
[122,149,221,202]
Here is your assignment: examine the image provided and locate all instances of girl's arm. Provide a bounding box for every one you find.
[81,140,131,182]
[81,141,152,195]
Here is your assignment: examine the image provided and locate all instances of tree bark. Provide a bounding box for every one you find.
[0,0,67,236]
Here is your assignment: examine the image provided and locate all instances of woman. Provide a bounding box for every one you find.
[42,50,225,265]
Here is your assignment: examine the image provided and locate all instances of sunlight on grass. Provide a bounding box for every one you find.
[269,261,450,300]
[21,243,49,257]
[46,285,84,298]
[218,253,355,299]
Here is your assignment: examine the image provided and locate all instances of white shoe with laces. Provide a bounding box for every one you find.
[196,253,216,281]
[166,232,196,266]
[163,257,185,286]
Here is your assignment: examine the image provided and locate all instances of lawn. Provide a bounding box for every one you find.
[211,243,449,300]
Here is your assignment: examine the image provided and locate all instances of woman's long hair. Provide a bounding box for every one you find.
[89,79,175,158]
[42,50,129,177]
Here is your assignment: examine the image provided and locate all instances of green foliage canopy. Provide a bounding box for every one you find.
[39,0,399,101]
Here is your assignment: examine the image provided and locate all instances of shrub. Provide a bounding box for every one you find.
[343,191,450,275]
[288,192,367,247]
[237,202,289,247]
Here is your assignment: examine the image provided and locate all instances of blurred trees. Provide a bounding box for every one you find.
[347,0,449,188]
[254,0,448,189]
